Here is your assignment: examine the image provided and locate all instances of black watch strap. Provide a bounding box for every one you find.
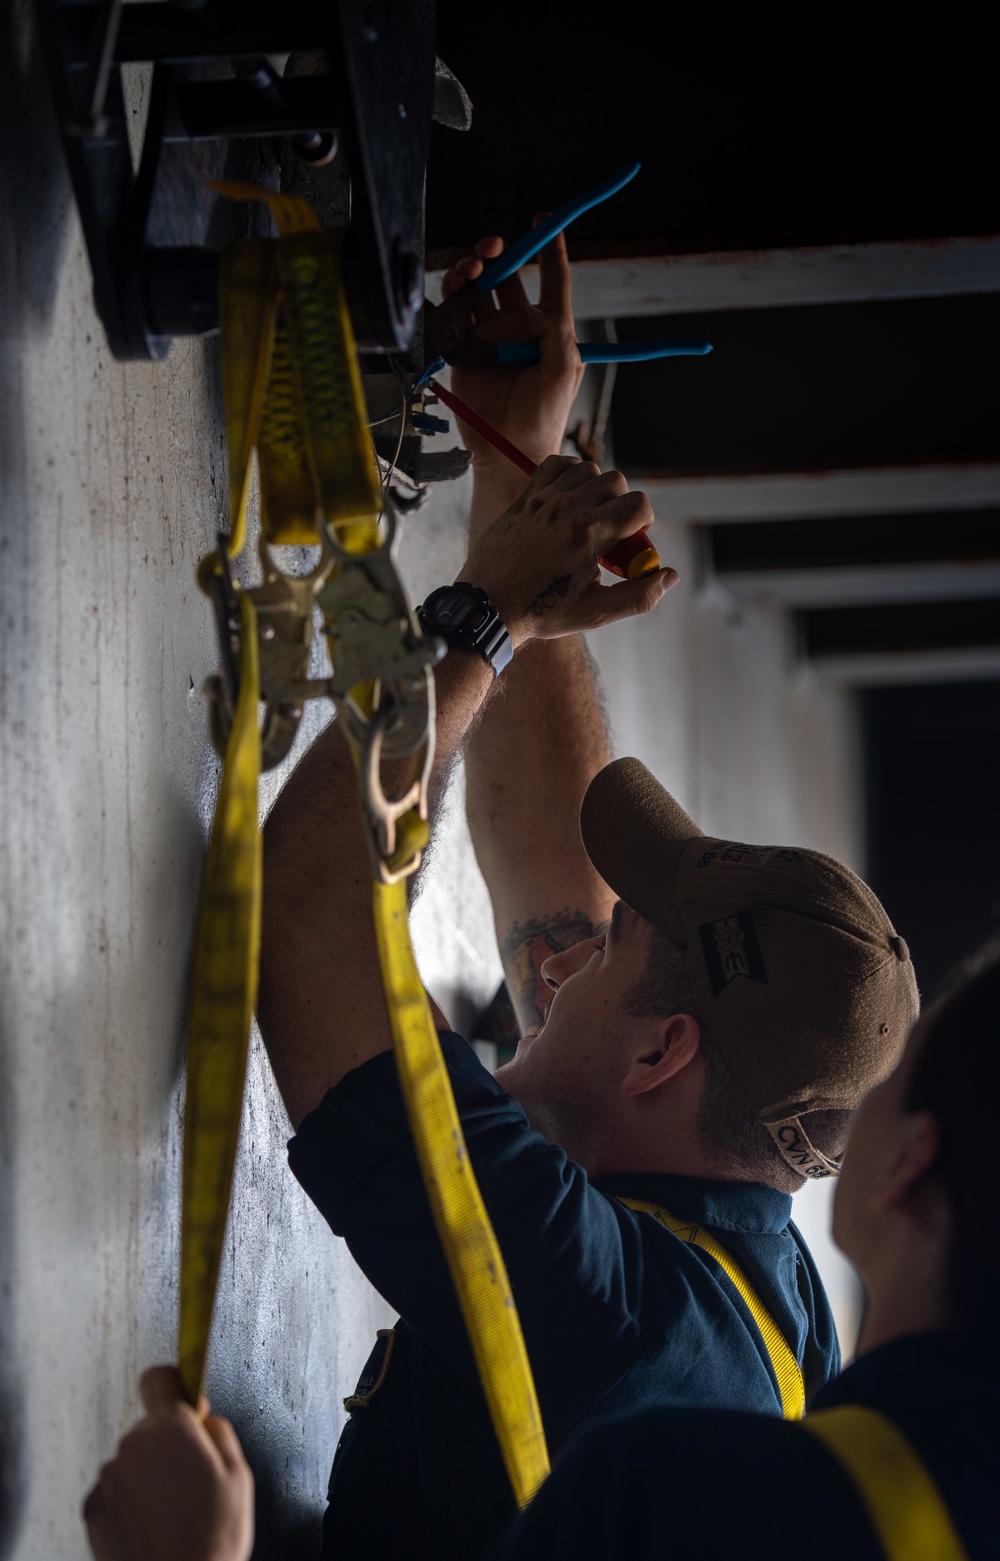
[417,584,513,676]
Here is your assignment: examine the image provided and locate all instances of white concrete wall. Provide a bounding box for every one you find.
[0,17,394,1557]
[1,19,862,1560]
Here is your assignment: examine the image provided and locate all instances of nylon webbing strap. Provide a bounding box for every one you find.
[372,880,549,1506]
[618,1197,805,1420]
[179,593,262,1403]
[804,1406,968,1561]
[180,184,549,1506]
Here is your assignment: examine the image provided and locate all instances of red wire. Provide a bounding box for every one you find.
[428,379,537,477]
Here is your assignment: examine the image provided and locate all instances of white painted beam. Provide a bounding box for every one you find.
[639,463,1000,523]
[571,236,1000,318]
[428,235,1000,319]
[805,648,1000,686]
[717,560,1000,609]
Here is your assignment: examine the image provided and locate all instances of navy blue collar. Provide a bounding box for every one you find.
[593,1171,793,1237]
[815,1330,1000,1415]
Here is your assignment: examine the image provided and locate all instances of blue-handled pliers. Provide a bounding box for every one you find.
[422,162,713,369]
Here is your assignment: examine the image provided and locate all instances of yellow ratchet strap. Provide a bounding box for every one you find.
[618,1197,805,1420]
[804,1406,968,1561]
[182,184,550,1505]
[213,183,380,548]
[372,879,549,1507]
[179,593,261,1404]
[179,187,381,1406]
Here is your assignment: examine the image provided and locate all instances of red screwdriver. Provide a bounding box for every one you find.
[428,378,660,581]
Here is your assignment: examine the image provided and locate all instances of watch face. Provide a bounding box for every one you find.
[435,592,489,631]
[421,585,508,674]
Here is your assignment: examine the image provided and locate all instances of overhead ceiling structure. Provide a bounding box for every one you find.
[427,4,1000,990]
[614,292,1000,687]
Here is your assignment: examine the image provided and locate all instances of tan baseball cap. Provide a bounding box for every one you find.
[580,758,919,1180]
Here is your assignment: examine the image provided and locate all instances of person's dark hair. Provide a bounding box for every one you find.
[625,925,850,1192]
[904,937,1000,1328]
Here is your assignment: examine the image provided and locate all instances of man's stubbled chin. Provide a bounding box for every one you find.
[512,1022,542,1060]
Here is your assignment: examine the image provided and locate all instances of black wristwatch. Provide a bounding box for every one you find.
[417,583,513,676]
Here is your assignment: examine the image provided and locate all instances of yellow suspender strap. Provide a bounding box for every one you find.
[803,1406,969,1561]
[181,184,549,1507]
[618,1197,806,1420]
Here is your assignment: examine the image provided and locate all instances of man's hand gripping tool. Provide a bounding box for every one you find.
[423,162,712,371]
[422,162,712,580]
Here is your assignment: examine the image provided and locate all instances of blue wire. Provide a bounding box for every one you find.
[496,339,713,366]
[412,356,446,392]
[476,163,642,294]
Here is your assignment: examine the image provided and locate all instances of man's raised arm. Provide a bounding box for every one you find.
[443,230,678,1035]
[467,631,618,1036]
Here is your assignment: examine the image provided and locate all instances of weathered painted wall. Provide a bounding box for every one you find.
[2,16,862,1560]
[0,15,394,1558]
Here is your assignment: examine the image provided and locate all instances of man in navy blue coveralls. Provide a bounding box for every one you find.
[256,230,919,1561]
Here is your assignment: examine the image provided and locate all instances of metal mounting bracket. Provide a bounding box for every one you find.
[39,0,437,360]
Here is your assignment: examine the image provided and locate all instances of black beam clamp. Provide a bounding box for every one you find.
[40,0,438,361]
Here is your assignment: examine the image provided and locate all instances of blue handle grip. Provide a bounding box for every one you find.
[476,161,642,295]
[496,339,714,366]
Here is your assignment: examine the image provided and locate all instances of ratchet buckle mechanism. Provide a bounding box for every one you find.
[199,187,442,884]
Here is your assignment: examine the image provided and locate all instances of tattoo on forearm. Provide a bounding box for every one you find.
[500,909,601,1033]
[526,576,571,617]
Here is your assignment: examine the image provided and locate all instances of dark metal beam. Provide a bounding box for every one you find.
[59,1,329,66]
[799,597,1000,659]
[172,78,339,142]
[710,509,1000,574]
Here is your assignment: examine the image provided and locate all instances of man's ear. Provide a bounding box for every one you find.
[621,1014,701,1099]
[871,1110,940,1215]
